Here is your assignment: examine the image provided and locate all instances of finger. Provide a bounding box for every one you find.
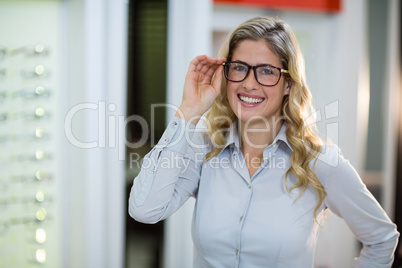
[188,55,207,72]
[196,56,219,72]
[203,63,221,81]
[199,63,222,86]
[196,59,209,72]
[203,57,225,78]
[218,58,227,64]
[199,57,223,75]
[206,56,223,66]
[199,61,218,76]
[211,65,224,92]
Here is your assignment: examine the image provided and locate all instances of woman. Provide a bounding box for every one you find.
[129,17,399,267]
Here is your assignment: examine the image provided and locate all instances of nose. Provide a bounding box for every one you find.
[242,68,259,91]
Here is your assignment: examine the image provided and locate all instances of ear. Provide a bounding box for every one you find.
[284,78,292,95]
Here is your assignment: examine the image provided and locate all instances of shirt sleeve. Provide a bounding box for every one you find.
[128,116,206,224]
[323,152,399,268]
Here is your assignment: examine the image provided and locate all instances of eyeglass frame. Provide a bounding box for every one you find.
[222,61,289,87]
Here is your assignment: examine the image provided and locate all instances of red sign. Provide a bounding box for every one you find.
[214,0,341,13]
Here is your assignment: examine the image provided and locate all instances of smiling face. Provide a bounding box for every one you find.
[226,39,290,126]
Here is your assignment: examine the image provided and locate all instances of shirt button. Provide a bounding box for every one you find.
[164,138,170,142]
[248,185,252,189]
[150,165,157,173]
[235,249,239,255]
[239,216,243,222]
[172,121,177,126]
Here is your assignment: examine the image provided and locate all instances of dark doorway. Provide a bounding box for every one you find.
[392,3,402,267]
[125,0,168,267]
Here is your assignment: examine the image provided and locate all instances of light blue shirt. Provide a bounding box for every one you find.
[129,117,399,268]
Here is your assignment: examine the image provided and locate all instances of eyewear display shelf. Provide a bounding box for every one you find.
[0,2,62,268]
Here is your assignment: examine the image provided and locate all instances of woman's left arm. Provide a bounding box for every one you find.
[323,150,399,268]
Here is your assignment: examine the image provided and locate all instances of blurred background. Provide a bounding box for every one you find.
[0,0,401,267]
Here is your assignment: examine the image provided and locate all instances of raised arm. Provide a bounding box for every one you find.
[128,55,225,223]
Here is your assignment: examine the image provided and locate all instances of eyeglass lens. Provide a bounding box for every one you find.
[224,62,281,86]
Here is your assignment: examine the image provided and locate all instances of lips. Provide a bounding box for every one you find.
[237,94,265,105]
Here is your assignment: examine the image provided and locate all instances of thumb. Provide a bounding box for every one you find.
[212,65,224,94]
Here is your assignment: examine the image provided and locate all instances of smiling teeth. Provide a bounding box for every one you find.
[239,95,264,104]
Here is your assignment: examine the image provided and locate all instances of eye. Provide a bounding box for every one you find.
[259,67,274,75]
[232,64,247,72]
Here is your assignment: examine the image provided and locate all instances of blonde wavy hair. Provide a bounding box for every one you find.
[205,17,326,219]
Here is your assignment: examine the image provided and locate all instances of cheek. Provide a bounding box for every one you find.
[265,84,287,99]
[226,85,237,103]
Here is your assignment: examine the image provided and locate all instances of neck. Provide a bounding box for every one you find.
[239,116,284,154]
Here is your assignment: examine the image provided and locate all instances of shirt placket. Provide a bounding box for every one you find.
[231,142,280,267]
[231,148,253,267]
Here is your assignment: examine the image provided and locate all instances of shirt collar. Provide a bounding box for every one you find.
[225,120,240,154]
[272,122,293,152]
[222,120,293,153]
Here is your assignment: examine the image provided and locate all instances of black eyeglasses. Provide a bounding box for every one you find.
[222,61,289,86]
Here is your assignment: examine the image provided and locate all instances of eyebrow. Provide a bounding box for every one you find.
[231,59,280,67]
[229,60,283,69]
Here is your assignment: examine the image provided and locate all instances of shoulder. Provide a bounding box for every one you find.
[312,143,354,187]
[315,143,342,168]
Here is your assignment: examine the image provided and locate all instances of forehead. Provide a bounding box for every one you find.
[231,39,281,66]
